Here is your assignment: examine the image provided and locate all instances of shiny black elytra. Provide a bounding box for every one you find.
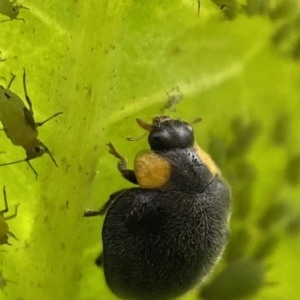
[84,116,231,300]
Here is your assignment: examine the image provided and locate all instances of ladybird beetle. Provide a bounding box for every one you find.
[0,186,19,246]
[84,116,231,300]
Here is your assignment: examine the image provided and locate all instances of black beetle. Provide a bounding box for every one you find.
[84,116,231,300]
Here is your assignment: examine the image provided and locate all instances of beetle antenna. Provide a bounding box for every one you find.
[136,118,152,131]
[125,118,153,141]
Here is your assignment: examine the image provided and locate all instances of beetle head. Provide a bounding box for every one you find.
[129,116,195,151]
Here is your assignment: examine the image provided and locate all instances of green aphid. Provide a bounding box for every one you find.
[0,186,19,246]
[0,0,29,23]
[0,261,18,294]
[285,154,300,185]
[252,235,280,261]
[200,259,266,300]
[0,69,63,179]
[224,227,251,263]
[258,200,290,231]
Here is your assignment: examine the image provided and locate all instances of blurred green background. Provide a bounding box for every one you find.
[0,0,300,299]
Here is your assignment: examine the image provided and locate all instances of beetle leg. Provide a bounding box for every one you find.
[107,143,138,184]
[83,189,128,217]
[95,252,103,267]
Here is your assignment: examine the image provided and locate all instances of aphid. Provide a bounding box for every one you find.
[211,0,232,9]
[160,86,183,113]
[0,261,18,294]
[0,69,63,178]
[0,186,19,246]
[0,0,29,23]
[84,116,231,300]
[0,53,5,82]
[0,51,5,62]
[200,259,266,300]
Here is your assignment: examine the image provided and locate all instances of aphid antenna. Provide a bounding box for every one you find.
[46,148,58,168]
[18,5,30,11]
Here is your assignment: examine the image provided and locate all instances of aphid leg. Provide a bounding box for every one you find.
[198,0,201,17]
[95,252,103,267]
[0,19,14,23]
[7,231,18,241]
[0,186,9,214]
[26,160,38,180]
[4,203,20,221]
[6,73,16,90]
[23,68,63,125]
[84,189,128,217]
[107,143,138,184]
[35,112,63,127]
[0,159,38,179]
[22,68,33,115]
[15,18,26,23]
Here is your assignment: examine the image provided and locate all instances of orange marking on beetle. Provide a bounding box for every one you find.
[194,144,219,176]
[134,150,171,189]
